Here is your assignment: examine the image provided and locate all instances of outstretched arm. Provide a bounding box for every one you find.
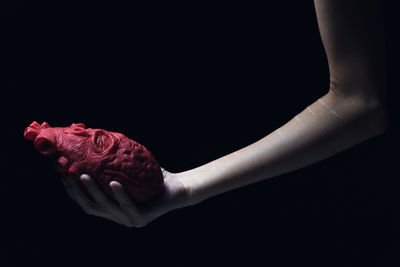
[179,0,388,205]
[63,0,388,227]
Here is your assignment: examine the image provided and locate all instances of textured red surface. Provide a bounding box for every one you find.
[24,121,164,203]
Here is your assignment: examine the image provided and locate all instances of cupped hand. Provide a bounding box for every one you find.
[61,169,189,228]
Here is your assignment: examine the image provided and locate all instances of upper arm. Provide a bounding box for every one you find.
[313,0,386,103]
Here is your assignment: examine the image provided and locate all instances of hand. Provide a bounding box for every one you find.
[61,168,189,228]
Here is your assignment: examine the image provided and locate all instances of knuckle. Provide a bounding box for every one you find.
[120,202,132,210]
[82,206,99,216]
[99,202,112,210]
[81,207,91,215]
[134,220,147,228]
[83,209,94,215]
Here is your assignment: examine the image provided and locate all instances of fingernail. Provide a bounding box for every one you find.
[80,176,89,183]
[80,174,90,179]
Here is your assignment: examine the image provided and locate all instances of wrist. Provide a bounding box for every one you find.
[175,158,231,206]
[174,170,200,206]
[175,164,214,206]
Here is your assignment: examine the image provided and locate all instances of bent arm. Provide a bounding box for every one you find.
[179,91,387,205]
[178,0,388,205]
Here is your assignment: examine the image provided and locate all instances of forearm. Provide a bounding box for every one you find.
[178,92,387,205]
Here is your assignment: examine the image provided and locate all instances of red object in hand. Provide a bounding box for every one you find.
[24,121,164,203]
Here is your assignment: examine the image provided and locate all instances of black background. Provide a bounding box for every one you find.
[1,1,399,266]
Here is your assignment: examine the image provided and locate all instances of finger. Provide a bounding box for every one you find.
[62,176,97,213]
[84,209,130,226]
[62,176,123,220]
[160,167,166,174]
[109,181,144,226]
[80,174,114,206]
[101,213,132,227]
[80,175,133,227]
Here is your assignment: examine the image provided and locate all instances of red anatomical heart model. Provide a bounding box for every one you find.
[24,121,164,203]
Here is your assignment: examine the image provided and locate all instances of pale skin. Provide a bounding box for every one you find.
[62,0,388,227]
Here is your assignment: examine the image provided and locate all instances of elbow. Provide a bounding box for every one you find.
[357,98,389,138]
[369,103,389,136]
[327,90,389,137]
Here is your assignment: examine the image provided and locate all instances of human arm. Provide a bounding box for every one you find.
[180,90,387,205]
[179,0,388,205]
[62,0,388,226]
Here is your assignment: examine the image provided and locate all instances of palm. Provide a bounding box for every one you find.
[61,168,188,228]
